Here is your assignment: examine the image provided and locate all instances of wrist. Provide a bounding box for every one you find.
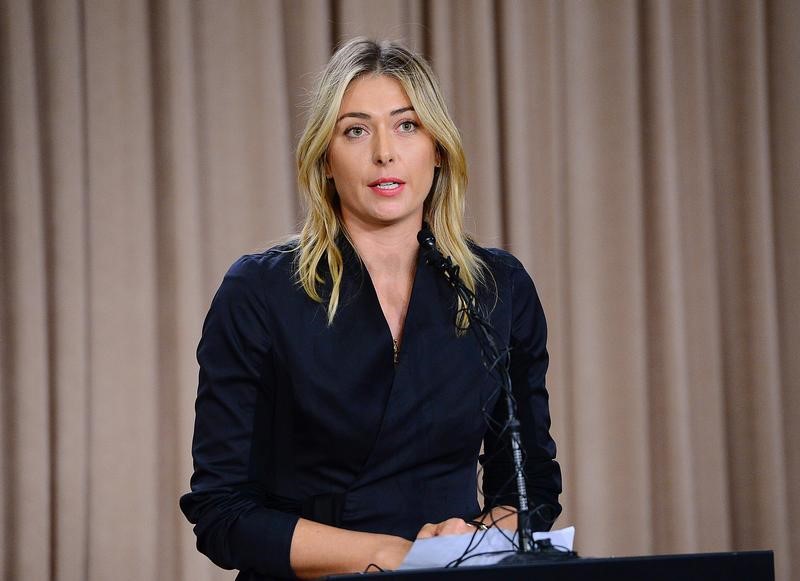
[372,536,412,572]
[479,505,517,530]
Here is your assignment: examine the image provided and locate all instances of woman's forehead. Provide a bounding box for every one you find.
[338,74,412,115]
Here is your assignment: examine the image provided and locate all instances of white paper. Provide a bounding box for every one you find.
[398,526,575,570]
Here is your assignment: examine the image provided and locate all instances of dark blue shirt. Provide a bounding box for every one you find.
[180,239,561,580]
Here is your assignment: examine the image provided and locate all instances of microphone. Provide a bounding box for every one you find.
[416,225,460,287]
[416,225,436,254]
[416,223,539,556]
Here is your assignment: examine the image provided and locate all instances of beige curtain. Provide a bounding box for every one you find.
[1,0,797,580]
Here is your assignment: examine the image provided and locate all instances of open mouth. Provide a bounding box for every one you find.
[374,182,401,190]
[368,177,406,195]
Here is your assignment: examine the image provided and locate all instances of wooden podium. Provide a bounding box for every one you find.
[327,550,774,580]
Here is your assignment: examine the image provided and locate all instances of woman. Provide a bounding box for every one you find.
[180,38,561,580]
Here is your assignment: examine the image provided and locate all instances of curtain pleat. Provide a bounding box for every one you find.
[705,1,791,569]
[337,0,402,42]
[148,0,214,579]
[661,0,733,553]
[767,0,800,574]
[32,1,91,578]
[193,1,295,285]
[642,0,700,553]
[496,0,574,527]
[562,0,652,556]
[1,1,797,579]
[1,0,53,578]
[81,1,161,579]
[280,0,333,189]
[429,0,504,244]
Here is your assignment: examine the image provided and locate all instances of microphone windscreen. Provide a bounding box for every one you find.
[417,227,436,251]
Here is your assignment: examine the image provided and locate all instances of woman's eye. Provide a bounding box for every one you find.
[345,126,366,138]
[399,121,417,132]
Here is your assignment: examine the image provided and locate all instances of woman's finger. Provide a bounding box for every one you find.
[434,518,475,537]
[415,523,438,539]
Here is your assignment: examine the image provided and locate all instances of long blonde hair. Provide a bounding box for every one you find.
[295,38,486,325]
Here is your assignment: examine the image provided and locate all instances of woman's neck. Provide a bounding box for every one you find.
[343,218,421,344]
[344,219,421,278]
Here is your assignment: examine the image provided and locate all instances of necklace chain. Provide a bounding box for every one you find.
[392,338,399,365]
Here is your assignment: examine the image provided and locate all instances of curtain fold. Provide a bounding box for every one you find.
[1,1,797,579]
[705,0,791,563]
[561,0,652,555]
[149,1,208,579]
[34,1,90,578]
[767,0,800,573]
[429,0,505,244]
[81,1,160,578]
[640,0,732,554]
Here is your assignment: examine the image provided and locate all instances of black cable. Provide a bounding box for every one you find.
[362,563,385,573]
[447,549,517,567]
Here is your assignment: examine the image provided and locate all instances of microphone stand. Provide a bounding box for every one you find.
[417,229,536,555]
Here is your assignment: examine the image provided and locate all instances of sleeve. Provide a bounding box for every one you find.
[481,261,563,531]
[179,256,299,579]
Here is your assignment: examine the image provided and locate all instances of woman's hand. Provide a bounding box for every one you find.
[415,517,481,539]
[476,505,517,530]
[415,505,519,540]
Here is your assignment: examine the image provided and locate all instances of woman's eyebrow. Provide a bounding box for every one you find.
[337,111,370,122]
[336,106,415,123]
[390,106,415,116]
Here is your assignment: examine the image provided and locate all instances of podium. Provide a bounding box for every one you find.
[327,550,774,580]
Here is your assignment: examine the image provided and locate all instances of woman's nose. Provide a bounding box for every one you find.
[372,130,395,165]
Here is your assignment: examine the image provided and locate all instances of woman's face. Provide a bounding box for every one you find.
[326,74,439,231]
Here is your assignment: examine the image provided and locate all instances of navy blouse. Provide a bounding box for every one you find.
[180,238,561,580]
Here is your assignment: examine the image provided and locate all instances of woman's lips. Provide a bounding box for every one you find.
[368,178,405,196]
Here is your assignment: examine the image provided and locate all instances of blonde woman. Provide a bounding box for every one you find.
[181,38,561,580]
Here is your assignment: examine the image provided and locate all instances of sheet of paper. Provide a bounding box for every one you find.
[398,526,575,570]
